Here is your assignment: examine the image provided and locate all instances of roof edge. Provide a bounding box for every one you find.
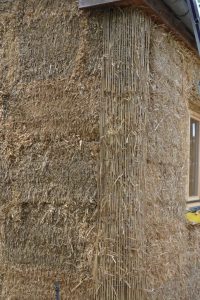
[79,0,197,54]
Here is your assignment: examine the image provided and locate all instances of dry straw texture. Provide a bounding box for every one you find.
[0,0,103,299]
[145,24,200,300]
[95,8,151,300]
[1,1,200,299]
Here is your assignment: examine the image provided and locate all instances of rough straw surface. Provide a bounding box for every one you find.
[1,1,200,299]
[145,25,200,300]
[95,8,150,300]
[0,0,102,299]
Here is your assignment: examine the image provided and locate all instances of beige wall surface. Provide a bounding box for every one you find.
[1,1,200,299]
[146,24,200,300]
[0,1,102,299]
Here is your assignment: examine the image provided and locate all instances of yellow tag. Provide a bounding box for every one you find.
[186,212,200,224]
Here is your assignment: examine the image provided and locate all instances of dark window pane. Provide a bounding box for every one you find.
[189,118,199,197]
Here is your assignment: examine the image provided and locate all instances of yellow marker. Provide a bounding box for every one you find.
[186,211,200,224]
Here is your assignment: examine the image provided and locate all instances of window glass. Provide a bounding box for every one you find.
[189,118,199,197]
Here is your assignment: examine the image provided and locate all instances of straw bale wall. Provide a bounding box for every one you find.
[1,1,200,299]
[145,25,200,300]
[95,9,200,300]
[95,9,151,300]
[0,1,103,299]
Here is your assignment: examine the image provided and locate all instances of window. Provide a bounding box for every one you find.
[189,114,200,200]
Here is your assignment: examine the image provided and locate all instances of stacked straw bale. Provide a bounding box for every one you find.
[145,25,200,300]
[95,8,151,300]
[0,0,103,298]
[1,1,200,299]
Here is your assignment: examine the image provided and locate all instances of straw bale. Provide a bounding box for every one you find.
[145,24,200,300]
[1,1,200,299]
[0,0,103,298]
[95,8,151,300]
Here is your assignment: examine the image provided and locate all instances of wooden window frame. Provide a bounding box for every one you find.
[188,111,200,202]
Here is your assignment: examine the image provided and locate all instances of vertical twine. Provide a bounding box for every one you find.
[95,8,151,300]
